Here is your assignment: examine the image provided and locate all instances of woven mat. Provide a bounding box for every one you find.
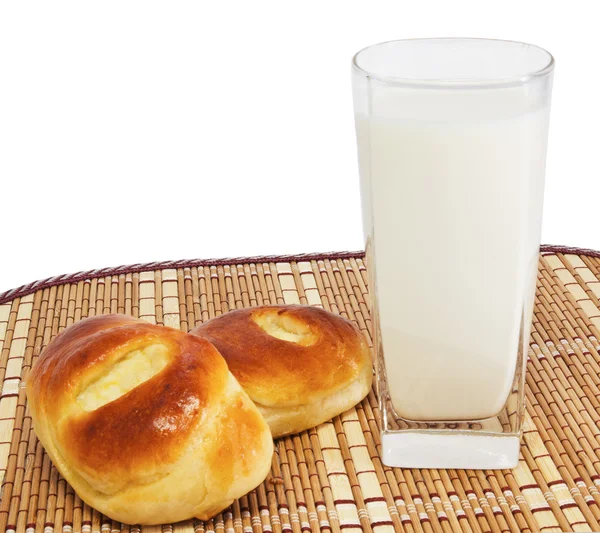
[2,246,600,533]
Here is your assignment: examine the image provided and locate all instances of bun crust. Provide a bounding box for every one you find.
[191,305,372,437]
[27,314,273,524]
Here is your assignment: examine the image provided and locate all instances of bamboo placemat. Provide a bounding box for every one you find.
[2,245,600,533]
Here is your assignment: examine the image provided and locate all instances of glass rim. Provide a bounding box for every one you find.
[352,37,555,89]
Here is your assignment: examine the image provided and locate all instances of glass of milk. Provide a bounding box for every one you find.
[352,38,554,469]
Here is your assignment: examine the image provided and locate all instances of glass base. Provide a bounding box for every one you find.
[381,431,520,469]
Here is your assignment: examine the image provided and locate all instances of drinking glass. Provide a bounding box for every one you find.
[352,38,554,469]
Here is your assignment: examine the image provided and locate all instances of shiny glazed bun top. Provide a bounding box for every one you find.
[191,305,373,437]
[26,314,273,525]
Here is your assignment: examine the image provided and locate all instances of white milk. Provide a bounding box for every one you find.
[356,89,550,421]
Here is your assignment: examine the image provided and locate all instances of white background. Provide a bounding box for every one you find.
[0,1,598,293]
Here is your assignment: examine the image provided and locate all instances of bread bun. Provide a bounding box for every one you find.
[191,305,372,437]
[26,314,273,525]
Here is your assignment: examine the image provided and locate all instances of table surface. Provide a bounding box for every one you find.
[1,246,600,533]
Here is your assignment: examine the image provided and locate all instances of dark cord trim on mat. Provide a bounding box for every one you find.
[0,244,596,306]
[0,251,364,305]
[539,244,600,258]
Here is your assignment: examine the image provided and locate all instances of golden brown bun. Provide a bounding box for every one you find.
[190,305,372,437]
[26,314,273,525]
